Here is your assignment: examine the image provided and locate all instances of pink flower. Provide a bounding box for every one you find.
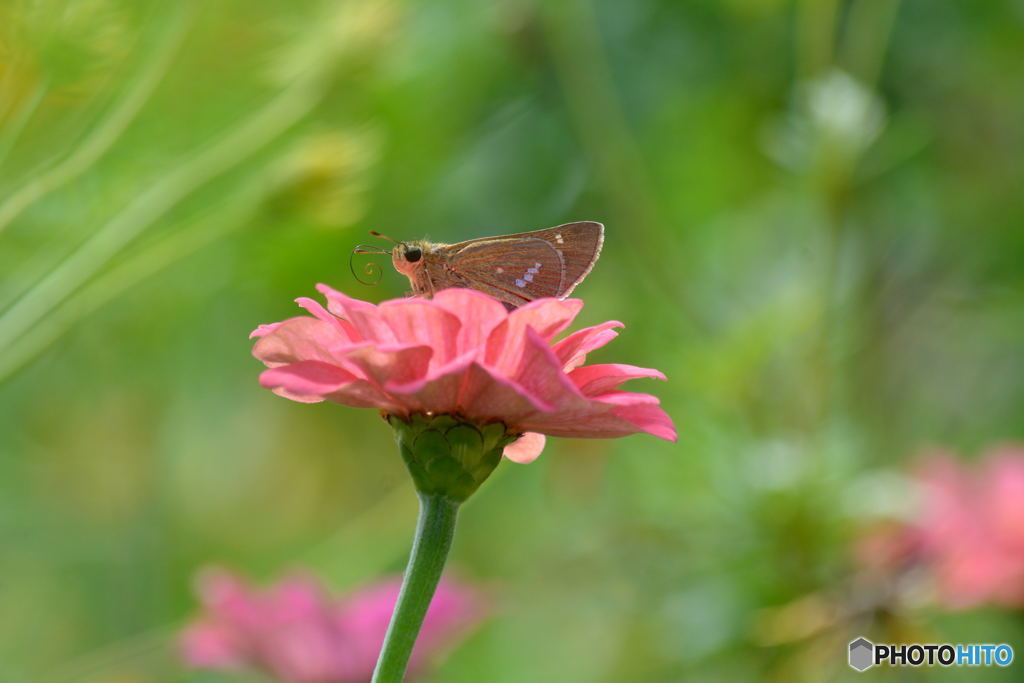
[181,568,485,682]
[251,285,676,463]
[855,446,1024,611]
[911,447,1024,610]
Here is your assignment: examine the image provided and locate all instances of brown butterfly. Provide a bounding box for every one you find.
[353,221,604,309]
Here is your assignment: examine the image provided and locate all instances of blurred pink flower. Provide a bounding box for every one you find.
[181,569,485,682]
[251,285,676,463]
[912,447,1024,609]
[856,446,1024,611]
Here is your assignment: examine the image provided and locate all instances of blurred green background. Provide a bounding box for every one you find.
[2,0,1023,681]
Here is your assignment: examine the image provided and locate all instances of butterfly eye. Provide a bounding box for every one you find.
[404,246,422,263]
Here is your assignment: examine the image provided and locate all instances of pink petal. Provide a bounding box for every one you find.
[599,392,678,441]
[915,454,975,547]
[983,450,1024,549]
[456,362,557,417]
[932,540,1009,609]
[260,361,356,396]
[180,622,243,668]
[334,579,402,675]
[506,327,589,413]
[455,362,555,419]
[485,298,583,373]
[269,575,332,621]
[316,284,397,344]
[386,352,558,418]
[343,344,434,388]
[383,352,477,414]
[909,449,1024,609]
[268,633,356,683]
[569,363,666,396]
[322,383,406,412]
[431,288,509,353]
[503,432,546,464]
[271,387,326,404]
[252,317,354,367]
[521,392,677,440]
[507,297,584,341]
[250,321,284,339]
[261,580,354,682]
[296,296,362,342]
[550,320,624,371]
[259,361,402,411]
[195,569,264,632]
[379,299,462,366]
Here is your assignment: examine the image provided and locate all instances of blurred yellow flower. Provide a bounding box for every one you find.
[271,127,381,228]
[268,0,402,85]
[0,0,132,98]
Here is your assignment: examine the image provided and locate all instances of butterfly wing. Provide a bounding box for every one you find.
[448,238,568,305]
[445,221,604,305]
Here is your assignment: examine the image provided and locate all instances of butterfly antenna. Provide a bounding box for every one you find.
[369,230,398,244]
[350,244,388,285]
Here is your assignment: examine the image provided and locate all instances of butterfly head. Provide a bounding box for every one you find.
[391,241,426,278]
[360,230,427,282]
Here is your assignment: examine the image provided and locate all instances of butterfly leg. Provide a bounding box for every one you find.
[423,268,436,299]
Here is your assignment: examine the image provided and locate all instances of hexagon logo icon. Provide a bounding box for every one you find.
[849,637,875,671]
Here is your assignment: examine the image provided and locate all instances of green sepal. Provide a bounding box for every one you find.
[388,413,515,502]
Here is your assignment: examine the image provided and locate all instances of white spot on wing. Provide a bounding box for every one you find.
[534,262,542,268]
[524,273,534,282]
[496,267,504,274]
[515,279,526,288]
[555,233,564,244]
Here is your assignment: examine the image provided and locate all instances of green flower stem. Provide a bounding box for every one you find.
[372,493,460,683]
[373,413,514,681]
